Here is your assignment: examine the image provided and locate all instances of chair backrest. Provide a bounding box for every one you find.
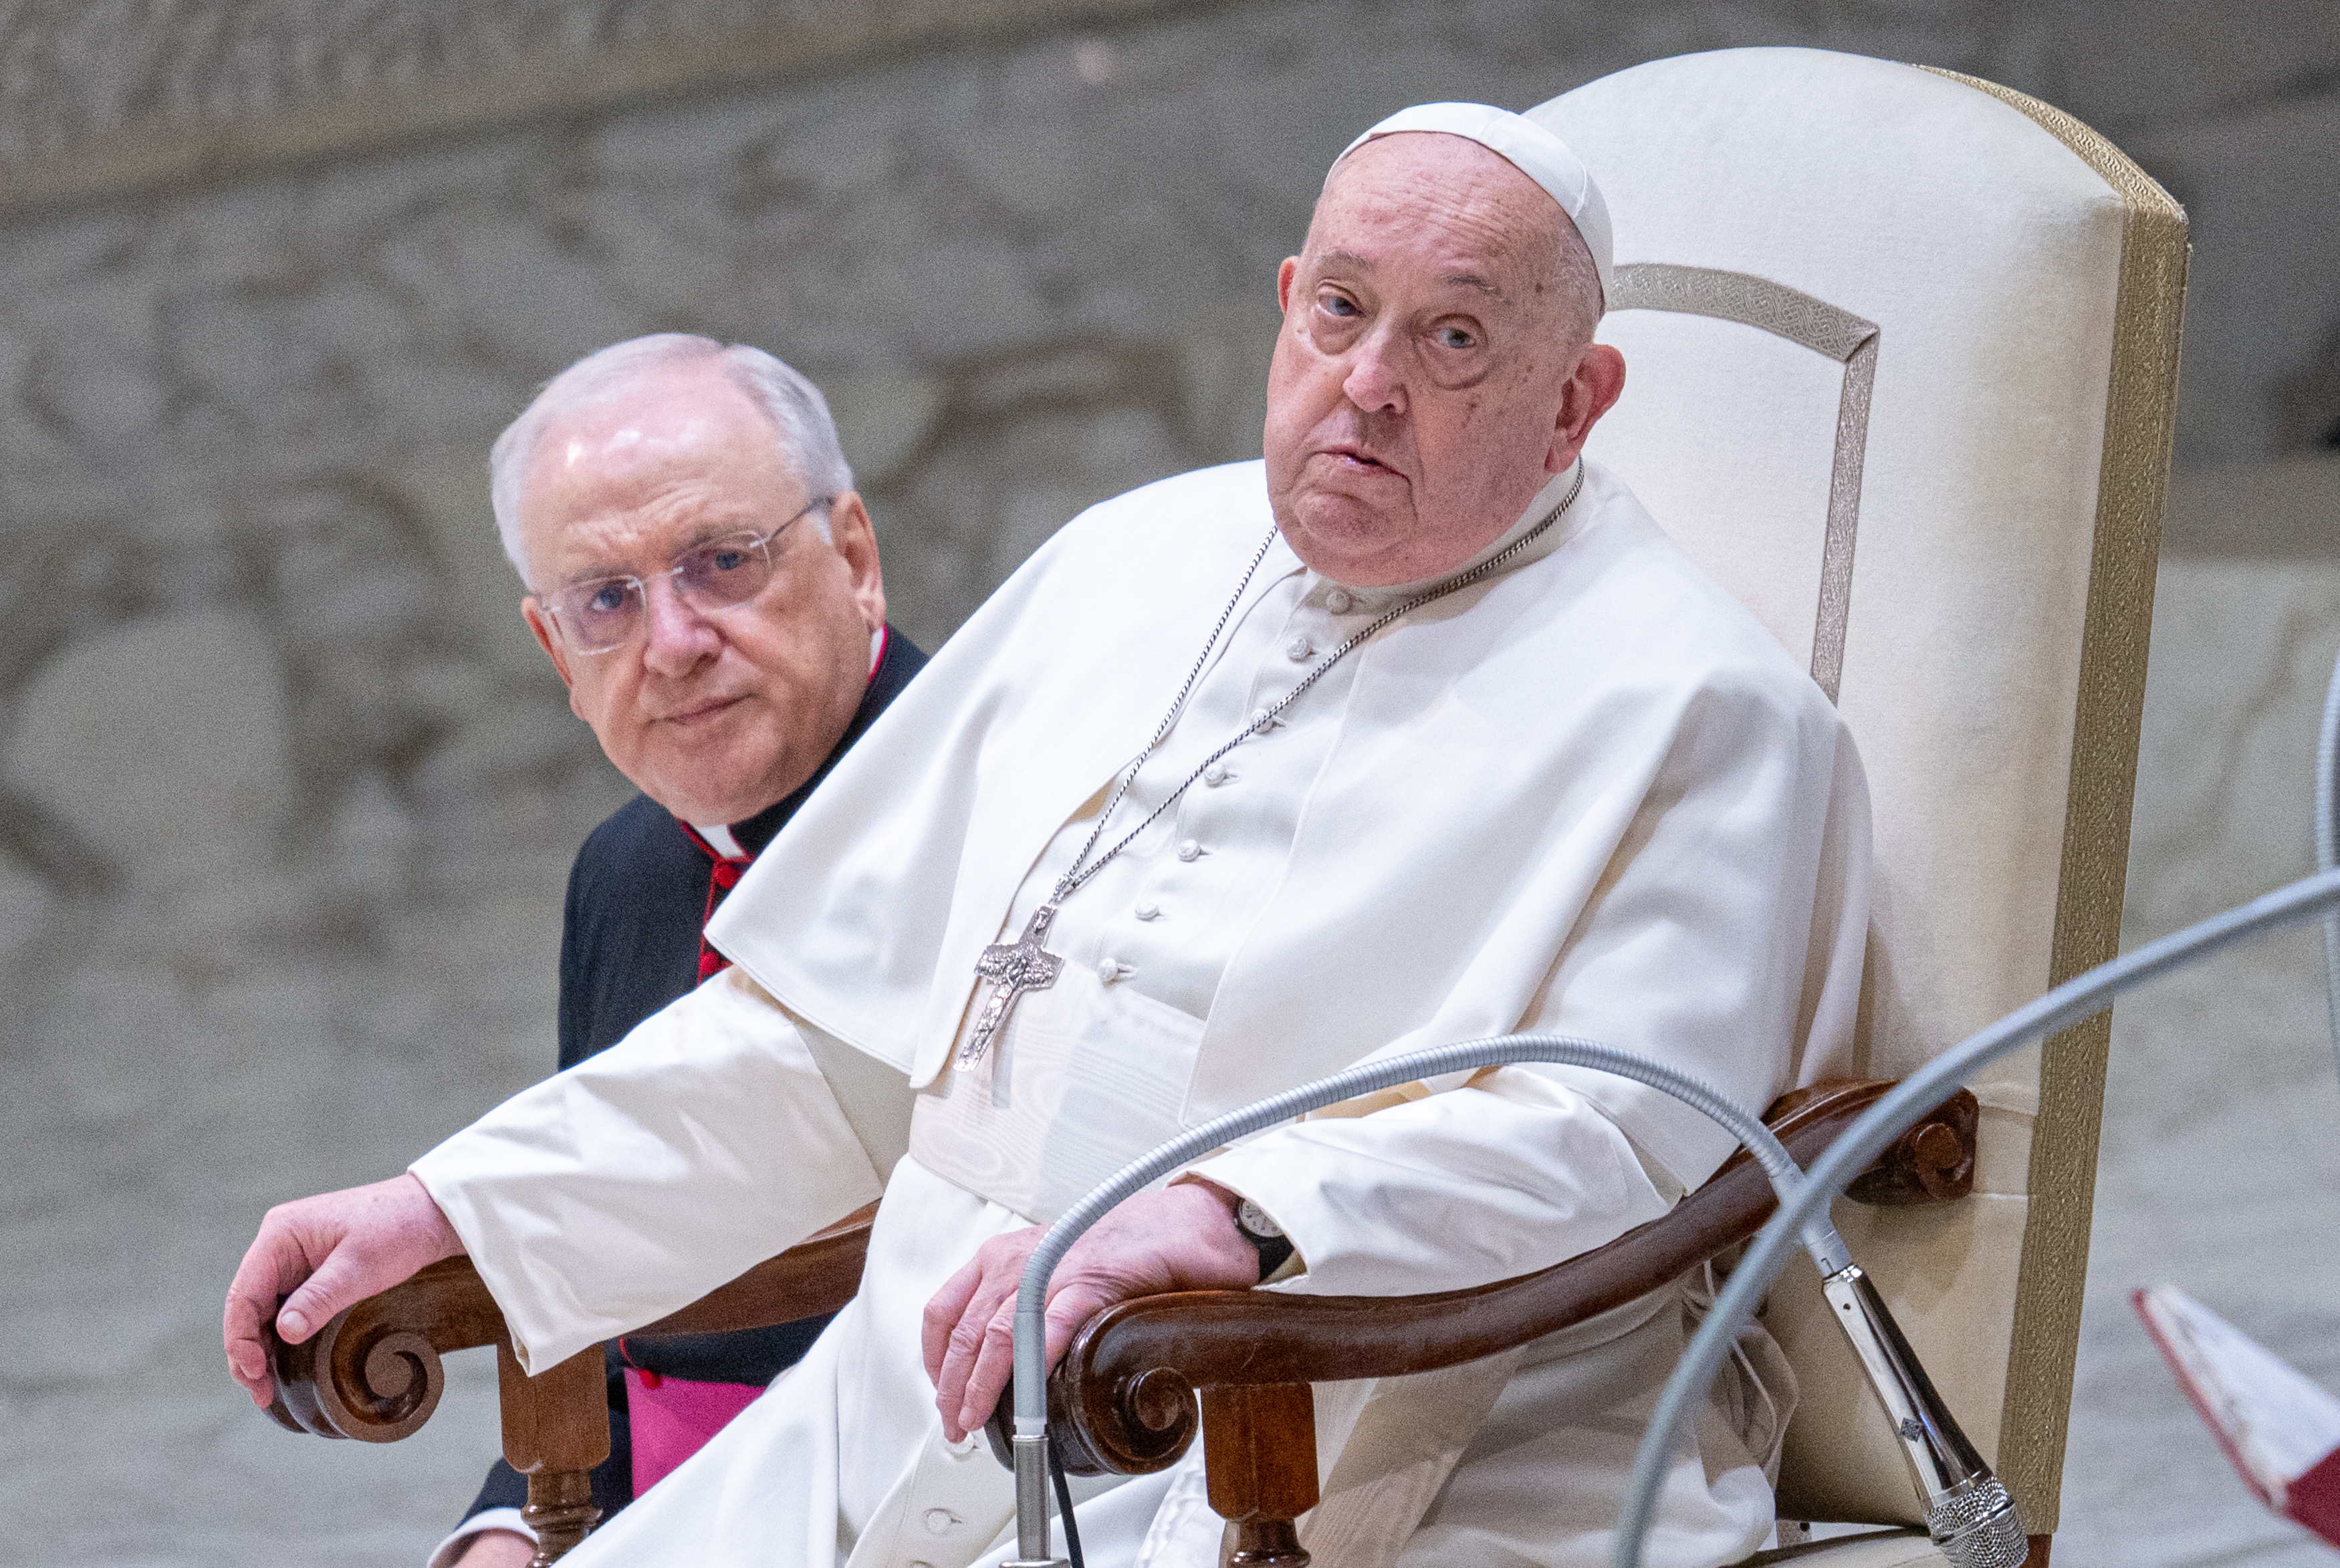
[1532,49,2186,1534]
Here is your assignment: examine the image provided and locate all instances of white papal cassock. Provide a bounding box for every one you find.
[411,456,1873,1568]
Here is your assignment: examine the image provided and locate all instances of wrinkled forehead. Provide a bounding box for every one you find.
[1318,132,1559,231]
[1305,135,1565,285]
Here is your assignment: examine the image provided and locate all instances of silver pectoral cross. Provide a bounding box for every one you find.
[957,900,1066,1070]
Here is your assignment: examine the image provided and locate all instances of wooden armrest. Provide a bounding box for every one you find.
[1043,1078,1976,1477]
[260,1200,876,1565]
[262,1200,880,1444]
[630,1201,879,1339]
[263,1254,503,1442]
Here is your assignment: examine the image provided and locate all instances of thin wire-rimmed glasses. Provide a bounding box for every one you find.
[537,497,830,654]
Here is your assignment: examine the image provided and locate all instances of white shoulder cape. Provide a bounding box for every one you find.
[708,458,1869,1184]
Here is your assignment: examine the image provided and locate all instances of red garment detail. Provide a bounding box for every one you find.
[675,626,886,982]
[623,1367,764,1496]
[675,821,752,983]
[2289,1444,2340,1545]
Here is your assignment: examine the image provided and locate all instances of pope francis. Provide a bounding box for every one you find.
[225,102,1873,1568]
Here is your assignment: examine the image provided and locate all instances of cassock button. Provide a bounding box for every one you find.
[1326,587,1354,614]
[1248,706,1276,731]
[1098,958,1133,984]
[923,1509,961,1534]
[1203,763,1230,786]
[1286,634,1314,661]
[1135,901,1161,920]
[1176,838,1202,862]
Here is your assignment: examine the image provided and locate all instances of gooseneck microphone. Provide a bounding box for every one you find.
[1823,1263,2026,1566]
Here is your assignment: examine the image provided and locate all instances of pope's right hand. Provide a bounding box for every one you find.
[222,1173,465,1408]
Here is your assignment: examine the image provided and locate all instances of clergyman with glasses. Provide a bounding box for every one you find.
[432,334,927,1567]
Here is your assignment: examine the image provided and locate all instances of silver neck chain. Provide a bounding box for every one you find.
[1052,463,1586,904]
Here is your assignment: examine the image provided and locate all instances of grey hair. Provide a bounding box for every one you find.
[1549,218,1605,352]
[489,333,854,582]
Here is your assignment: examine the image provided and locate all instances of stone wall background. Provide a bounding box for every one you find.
[0,3,2335,1563]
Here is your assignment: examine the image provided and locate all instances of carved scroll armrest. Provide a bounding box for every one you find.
[263,1254,505,1442]
[263,1200,879,1443]
[1044,1079,1976,1478]
[260,1200,879,1565]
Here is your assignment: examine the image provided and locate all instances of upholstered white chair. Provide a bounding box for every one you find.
[1536,45,2188,1563]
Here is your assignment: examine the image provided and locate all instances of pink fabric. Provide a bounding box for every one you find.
[624,1368,766,1496]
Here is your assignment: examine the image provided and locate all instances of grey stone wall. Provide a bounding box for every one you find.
[2,0,2335,929]
[1,3,2337,1563]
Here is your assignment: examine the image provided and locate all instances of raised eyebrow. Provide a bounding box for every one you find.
[1310,248,1374,278]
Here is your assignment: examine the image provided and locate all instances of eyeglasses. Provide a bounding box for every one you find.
[536,498,829,654]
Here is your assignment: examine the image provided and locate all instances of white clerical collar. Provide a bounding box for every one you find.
[1308,461,1587,614]
[693,822,746,859]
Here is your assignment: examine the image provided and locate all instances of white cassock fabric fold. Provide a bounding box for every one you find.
[417,966,889,1361]
[409,456,1873,1567]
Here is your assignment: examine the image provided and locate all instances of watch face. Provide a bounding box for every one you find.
[1236,1198,1285,1239]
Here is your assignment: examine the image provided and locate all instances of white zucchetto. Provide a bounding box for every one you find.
[1335,102,1615,310]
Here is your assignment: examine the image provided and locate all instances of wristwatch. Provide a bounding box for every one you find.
[1232,1197,1297,1281]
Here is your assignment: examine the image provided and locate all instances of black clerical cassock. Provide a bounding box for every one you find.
[453,630,926,1544]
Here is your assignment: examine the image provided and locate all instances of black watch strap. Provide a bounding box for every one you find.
[1233,1197,1296,1281]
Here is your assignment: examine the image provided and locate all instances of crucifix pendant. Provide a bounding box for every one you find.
[957,900,1066,1070]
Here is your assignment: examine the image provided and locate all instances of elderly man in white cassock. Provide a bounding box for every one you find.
[226,103,1871,1567]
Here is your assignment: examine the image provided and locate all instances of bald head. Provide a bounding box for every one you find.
[1262,130,1626,586]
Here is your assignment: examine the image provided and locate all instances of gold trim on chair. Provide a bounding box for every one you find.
[1608,263,1881,702]
[1917,64,2192,1537]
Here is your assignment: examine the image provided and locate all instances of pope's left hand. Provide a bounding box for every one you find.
[922,1178,1263,1443]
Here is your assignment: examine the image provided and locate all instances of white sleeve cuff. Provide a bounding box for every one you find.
[425,1508,534,1568]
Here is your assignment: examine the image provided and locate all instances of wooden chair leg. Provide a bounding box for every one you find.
[496,1341,611,1565]
[1201,1382,1318,1567]
[2024,1535,2051,1567]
